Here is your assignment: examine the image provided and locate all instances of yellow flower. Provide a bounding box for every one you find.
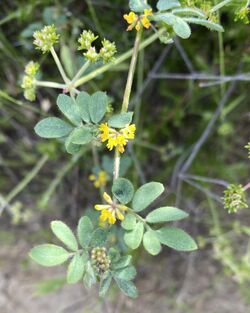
[89,170,108,188]
[95,192,128,225]
[99,123,136,153]
[123,9,153,31]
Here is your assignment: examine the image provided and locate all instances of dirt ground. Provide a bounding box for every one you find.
[0,239,249,313]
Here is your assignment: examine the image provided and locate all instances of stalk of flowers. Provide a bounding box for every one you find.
[99,123,136,153]
[21,61,40,101]
[95,192,128,225]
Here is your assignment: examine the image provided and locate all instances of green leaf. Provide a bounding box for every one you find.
[172,8,206,18]
[113,265,136,281]
[121,214,137,231]
[51,221,78,251]
[143,230,161,255]
[67,252,86,284]
[124,221,144,249]
[129,0,151,12]
[29,244,70,267]
[146,206,189,223]
[64,133,81,154]
[132,182,164,212]
[75,91,91,123]
[183,17,224,32]
[157,0,180,11]
[70,126,93,145]
[108,112,133,128]
[99,274,112,297]
[114,278,138,298]
[35,117,73,138]
[83,261,96,288]
[89,91,108,123]
[112,178,134,204]
[156,226,198,251]
[173,17,191,39]
[90,228,108,247]
[77,216,94,248]
[113,255,132,269]
[56,94,81,126]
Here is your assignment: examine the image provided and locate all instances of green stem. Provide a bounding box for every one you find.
[4,154,49,209]
[71,60,90,86]
[210,0,233,13]
[113,31,142,182]
[73,28,165,88]
[50,47,69,84]
[34,80,66,89]
[121,31,141,113]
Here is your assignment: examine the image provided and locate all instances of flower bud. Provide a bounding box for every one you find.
[33,24,60,53]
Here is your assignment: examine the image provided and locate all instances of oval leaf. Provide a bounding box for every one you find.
[143,230,161,255]
[114,278,138,298]
[108,112,133,128]
[173,18,191,39]
[112,178,134,204]
[29,244,70,267]
[99,274,112,297]
[146,206,189,223]
[132,182,164,212]
[65,133,81,155]
[184,17,224,32]
[57,94,81,126]
[157,0,180,11]
[121,214,137,231]
[156,226,198,251]
[51,221,78,251]
[124,222,144,250]
[35,117,73,138]
[67,252,86,284]
[129,0,151,12]
[89,91,108,123]
[70,126,93,145]
[76,91,91,123]
[77,216,94,248]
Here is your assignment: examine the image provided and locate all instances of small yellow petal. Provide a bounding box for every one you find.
[135,23,141,31]
[144,9,153,16]
[117,204,128,211]
[89,174,96,181]
[116,209,125,221]
[103,192,113,204]
[95,204,110,211]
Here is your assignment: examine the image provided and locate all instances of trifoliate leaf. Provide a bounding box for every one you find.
[67,252,86,284]
[124,221,144,249]
[75,91,91,123]
[121,214,137,231]
[99,274,112,297]
[89,91,108,123]
[114,277,138,298]
[70,126,93,145]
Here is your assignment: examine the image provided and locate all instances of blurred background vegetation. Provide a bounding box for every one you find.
[0,1,249,312]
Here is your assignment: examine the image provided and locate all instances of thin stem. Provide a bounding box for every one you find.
[2,154,49,213]
[210,0,233,13]
[121,31,141,113]
[113,31,142,182]
[71,60,90,86]
[73,28,165,88]
[50,47,69,84]
[243,182,250,191]
[34,80,66,89]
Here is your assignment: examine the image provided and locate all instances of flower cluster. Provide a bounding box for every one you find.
[99,123,136,153]
[89,170,108,188]
[21,61,40,101]
[78,30,116,63]
[235,6,250,24]
[123,9,153,31]
[223,184,248,213]
[91,247,111,275]
[245,142,250,158]
[33,24,60,53]
[95,192,128,225]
